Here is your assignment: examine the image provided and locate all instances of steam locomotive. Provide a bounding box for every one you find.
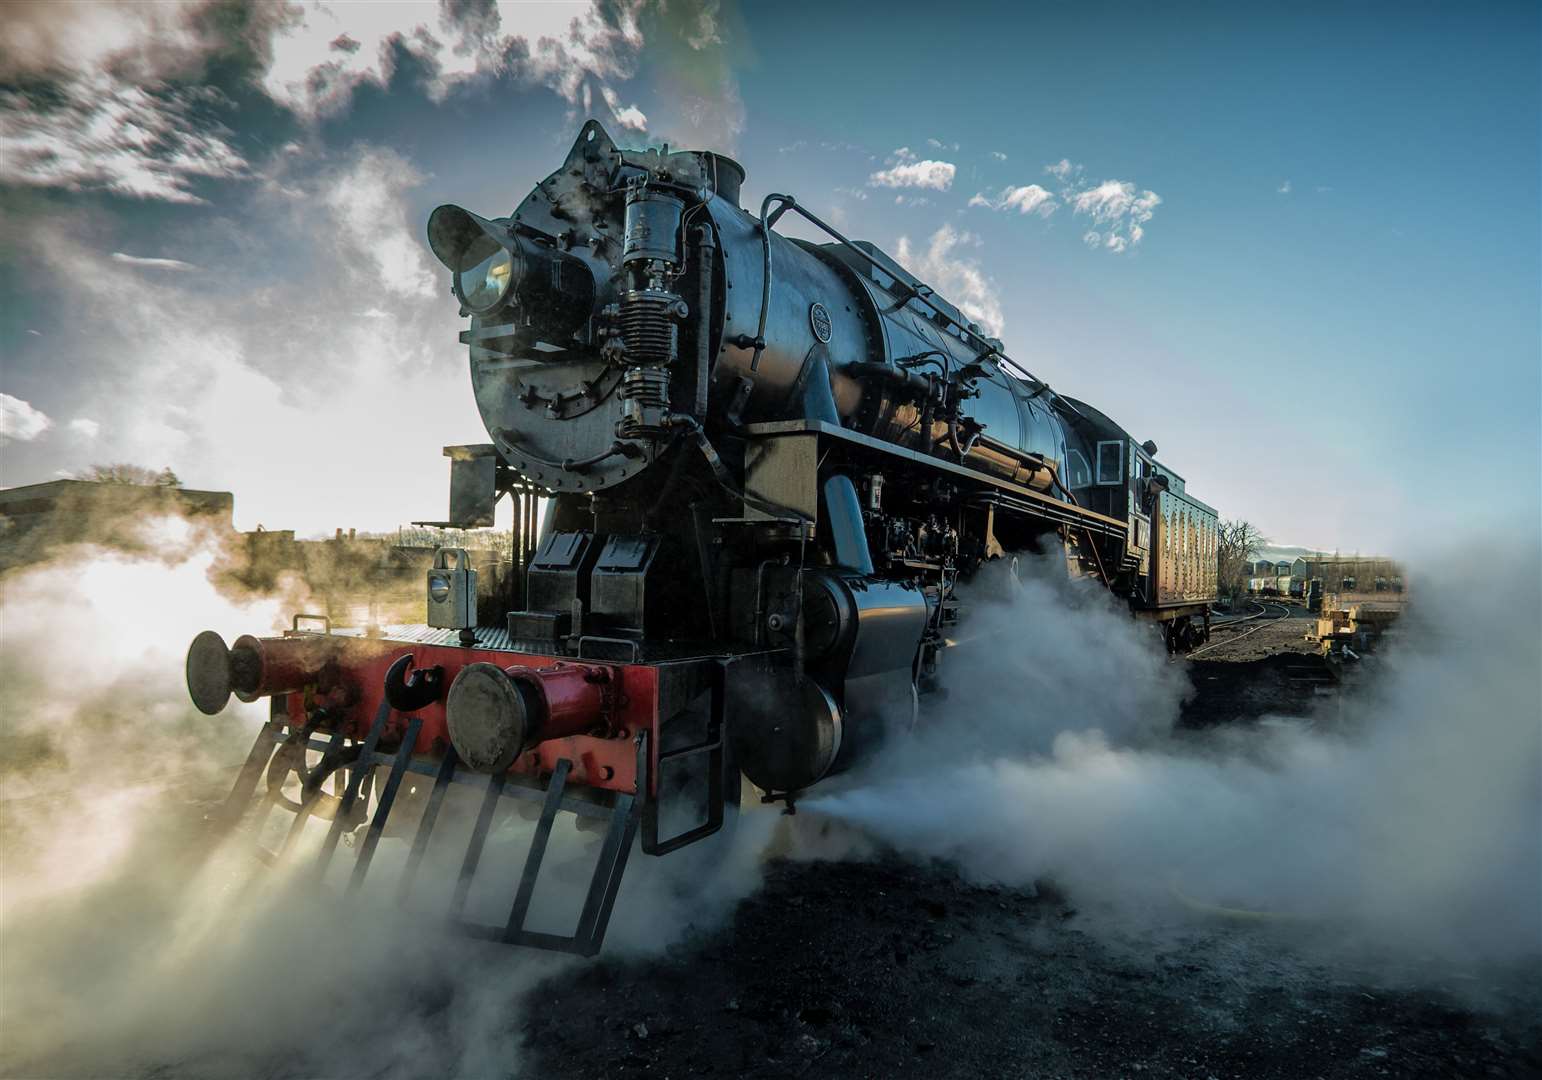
[185,122,1217,955]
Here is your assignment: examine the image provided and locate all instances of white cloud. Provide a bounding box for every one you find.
[1045,158,1079,182]
[0,2,248,203]
[111,252,199,272]
[0,0,651,202]
[260,0,644,119]
[68,418,101,440]
[1278,179,1293,194]
[990,150,1008,161]
[0,0,220,83]
[319,147,437,300]
[600,84,647,132]
[1015,158,1166,252]
[685,0,723,49]
[12,147,478,534]
[0,78,248,204]
[869,151,956,191]
[613,103,648,132]
[1059,172,1161,254]
[1073,179,1151,222]
[1003,185,1056,215]
[970,184,1056,217]
[894,225,1004,337]
[1,394,53,445]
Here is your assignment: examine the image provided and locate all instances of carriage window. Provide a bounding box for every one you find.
[1095,441,1123,485]
[1066,448,1092,488]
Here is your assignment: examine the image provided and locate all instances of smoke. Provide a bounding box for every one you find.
[632,0,746,152]
[0,516,774,1077]
[4,141,486,535]
[804,549,1542,973]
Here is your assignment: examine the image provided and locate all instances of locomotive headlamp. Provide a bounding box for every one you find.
[425,202,596,331]
[428,204,520,315]
[459,244,513,313]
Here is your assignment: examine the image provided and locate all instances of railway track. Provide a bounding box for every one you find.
[1189,601,1291,657]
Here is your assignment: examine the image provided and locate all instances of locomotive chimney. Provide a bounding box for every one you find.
[703,152,744,207]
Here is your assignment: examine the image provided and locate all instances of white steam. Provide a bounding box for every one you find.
[805,551,1542,968]
[0,524,772,1077]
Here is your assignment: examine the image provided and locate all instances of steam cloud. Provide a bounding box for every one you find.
[805,551,1542,970]
[0,517,772,1077]
[3,512,1535,1075]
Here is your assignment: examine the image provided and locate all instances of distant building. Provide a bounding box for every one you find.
[1243,550,1405,599]
[0,477,520,626]
[0,479,235,569]
[1301,555,1405,595]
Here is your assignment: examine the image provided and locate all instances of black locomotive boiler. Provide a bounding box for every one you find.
[185,122,1218,955]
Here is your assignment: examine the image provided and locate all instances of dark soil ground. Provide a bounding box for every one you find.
[1183,603,1339,727]
[525,859,1539,1080]
[520,602,1542,1080]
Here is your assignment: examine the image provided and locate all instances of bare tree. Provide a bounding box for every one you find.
[1217,518,1267,604]
[74,463,182,487]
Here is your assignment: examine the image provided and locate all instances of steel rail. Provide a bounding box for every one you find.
[1188,601,1290,657]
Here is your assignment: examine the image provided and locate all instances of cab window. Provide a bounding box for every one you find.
[1066,448,1092,488]
[1095,440,1123,485]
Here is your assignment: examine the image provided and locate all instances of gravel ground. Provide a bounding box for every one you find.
[1183,605,1334,728]
[519,603,1542,1079]
[1199,602,1323,663]
[524,858,1539,1079]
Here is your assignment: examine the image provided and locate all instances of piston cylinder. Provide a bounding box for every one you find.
[727,666,842,794]
[445,662,613,773]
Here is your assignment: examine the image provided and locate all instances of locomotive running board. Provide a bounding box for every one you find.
[215,698,646,957]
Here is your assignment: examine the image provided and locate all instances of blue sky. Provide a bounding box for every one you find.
[1,0,1537,556]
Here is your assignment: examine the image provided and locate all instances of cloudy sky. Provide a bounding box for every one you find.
[1,0,1537,554]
